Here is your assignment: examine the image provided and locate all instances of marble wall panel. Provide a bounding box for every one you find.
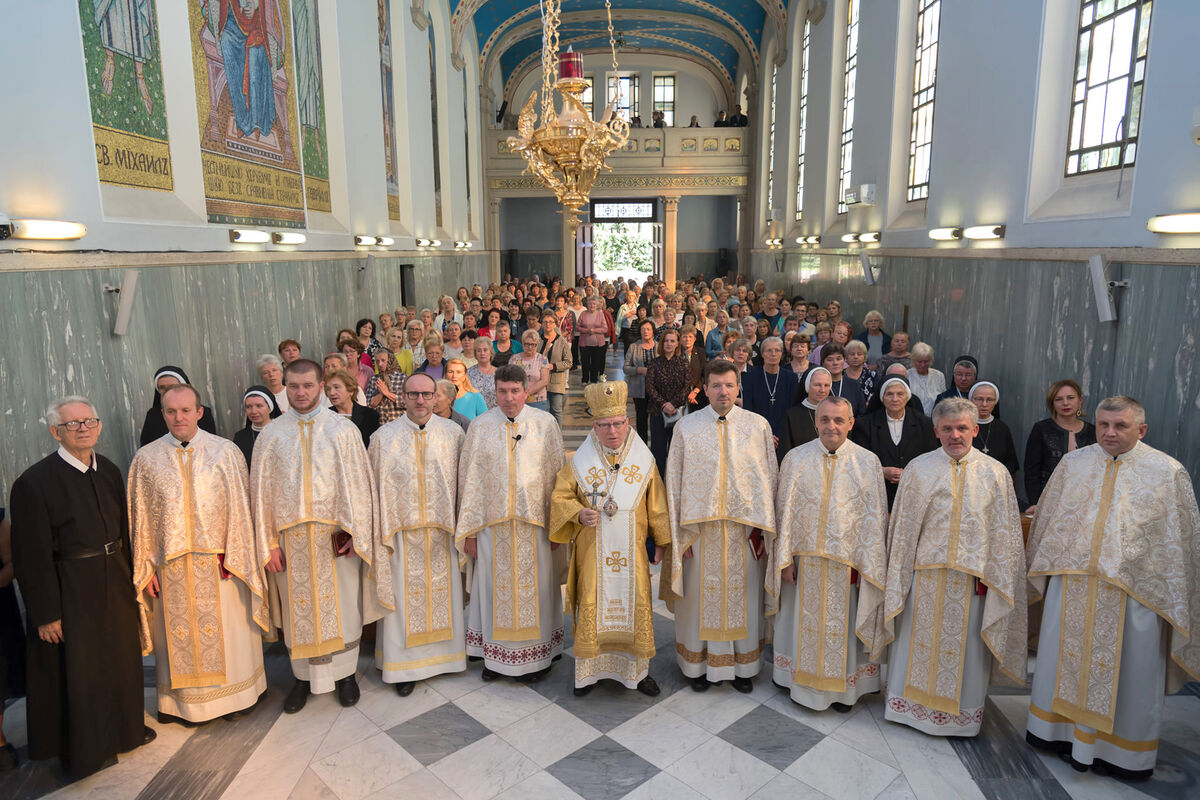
[750,252,1200,501]
[0,254,488,491]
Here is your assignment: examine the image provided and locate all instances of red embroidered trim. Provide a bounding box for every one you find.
[886,695,983,727]
[466,627,564,665]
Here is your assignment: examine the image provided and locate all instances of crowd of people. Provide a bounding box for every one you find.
[0,274,1196,788]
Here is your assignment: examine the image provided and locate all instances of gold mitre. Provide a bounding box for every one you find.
[585,378,628,419]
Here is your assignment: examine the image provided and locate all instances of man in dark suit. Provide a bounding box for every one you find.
[729,104,749,126]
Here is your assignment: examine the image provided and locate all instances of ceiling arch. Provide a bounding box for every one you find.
[482,8,758,92]
[450,0,788,95]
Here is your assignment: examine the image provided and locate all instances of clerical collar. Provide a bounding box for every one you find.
[293,405,323,421]
[56,445,96,473]
[167,433,196,449]
[404,415,429,431]
[822,443,841,456]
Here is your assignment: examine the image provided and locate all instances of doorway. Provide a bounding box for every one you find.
[579,222,661,283]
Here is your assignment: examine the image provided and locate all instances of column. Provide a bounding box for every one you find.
[487,197,502,285]
[662,195,680,288]
[561,214,576,286]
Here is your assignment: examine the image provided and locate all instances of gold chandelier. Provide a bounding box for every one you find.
[505,0,630,234]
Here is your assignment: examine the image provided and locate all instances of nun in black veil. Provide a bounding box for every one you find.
[233,385,283,467]
[137,365,218,445]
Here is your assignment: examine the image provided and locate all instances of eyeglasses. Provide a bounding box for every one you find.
[404,391,436,400]
[593,420,627,431]
[58,417,101,431]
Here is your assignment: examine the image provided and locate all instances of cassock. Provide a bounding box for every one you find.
[663,405,777,681]
[10,448,145,776]
[369,415,467,683]
[129,430,269,722]
[457,406,566,676]
[767,439,888,710]
[851,407,938,509]
[973,417,1019,478]
[741,366,799,460]
[550,429,671,689]
[1025,442,1200,777]
[881,448,1027,736]
[250,407,393,693]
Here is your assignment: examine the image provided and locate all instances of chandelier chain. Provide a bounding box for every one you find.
[606,0,618,75]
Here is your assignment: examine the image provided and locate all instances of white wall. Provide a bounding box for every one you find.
[0,0,485,254]
[505,54,724,127]
[759,0,1200,250]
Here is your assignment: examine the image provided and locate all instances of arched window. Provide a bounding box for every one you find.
[463,68,472,232]
[765,61,778,220]
[795,19,811,221]
[429,23,443,228]
[837,0,860,214]
[907,0,941,201]
[1065,0,1153,175]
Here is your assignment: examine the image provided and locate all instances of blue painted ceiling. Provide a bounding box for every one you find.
[450,0,787,98]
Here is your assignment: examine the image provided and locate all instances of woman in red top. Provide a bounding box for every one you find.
[576,296,609,385]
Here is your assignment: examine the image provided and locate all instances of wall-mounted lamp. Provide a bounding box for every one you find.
[416,238,432,247]
[355,235,379,246]
[230,228,270,243]
[454,241,474,249]
[928,227,963,241]
[1147,213,1200,234]
[376,236,395,247]
[963,224,1005,240]
[806,236,822,245]
[272,231,307,245]
[430,239,442,247]
[840,233,859,244]
[0,217,89,241]
[858,231,881,244]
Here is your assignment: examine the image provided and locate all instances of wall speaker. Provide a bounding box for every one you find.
[103,269,140,336]
[1088,254,1129,324]
[860,252,879,286]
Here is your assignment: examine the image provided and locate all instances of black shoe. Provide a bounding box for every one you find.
[517,667,551,683]
[690,676,711,692]
[156,711,197,727]
[394,681,415,697]
[141,726,157,746]
[336,676,360,707]
[224,703,255,722]
[284,679,311,714]
[830,702,853,713]
[481,667,501,682]
[573,683,594,697]
[636,676,661,697]
[731,677,753,694]
[0,743,18,771]
[552,654,563,663]
[468,655,483,662]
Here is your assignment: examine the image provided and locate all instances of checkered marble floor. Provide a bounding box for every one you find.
[4,349,1199,800]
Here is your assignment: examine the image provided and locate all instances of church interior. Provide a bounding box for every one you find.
[1,0,1199,798]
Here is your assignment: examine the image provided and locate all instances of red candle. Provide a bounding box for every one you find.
[558,50,583,80]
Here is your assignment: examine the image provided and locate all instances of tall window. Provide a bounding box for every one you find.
[607,74,639,121]
[765,63,778,220]
[581,75,595,118]
[837,0,860,214]
[652,75,676,126]
[1066,0,1153,175]
[463,70,472,232]
[907,0,941,201]
[795,20,811,221]
[428,25,442,228]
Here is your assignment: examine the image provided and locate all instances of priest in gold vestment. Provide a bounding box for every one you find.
[369,373,466,696]
[250,360,393,712]
[130,385,269,723]
[767,396,888,712]
[881,398,1027,736]
[1025,396,1200,779]
[457,364,566,681]
[664,360,777,693]
[550,380,671,696]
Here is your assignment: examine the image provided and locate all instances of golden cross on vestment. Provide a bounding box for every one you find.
[606,551,627,572]
[621,464,643,484]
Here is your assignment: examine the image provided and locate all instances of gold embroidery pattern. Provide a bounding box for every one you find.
[404,528,454,647]
[699,521,749,641]
[1052,574,1125,733]
[904,568,972,714]
[492,520,541,641]
[794,557,851,692]
[622,465,644,484]
[575,652,650,684]
[1027,442,1200,693]
[606,551,627,572]
[162,664,265,704]
[675,639,765,666]
[161,552,227,689]
[283,522,345,659]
